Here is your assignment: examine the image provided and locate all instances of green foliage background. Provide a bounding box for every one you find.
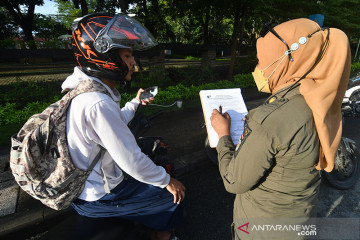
[2,0,360,48]
[1,61,359,147]
[0,72,255,126]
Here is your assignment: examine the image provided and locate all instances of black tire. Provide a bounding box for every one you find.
[322,137,360,190]
[205,136,218,165]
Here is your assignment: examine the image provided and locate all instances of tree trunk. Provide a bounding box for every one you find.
[203,7,210,44]
[150,0,160,38]
[239,12,246,48]
[227,8,241,80]
[118,0,128,13]
[79,0,89,16]
[72,0,80,9]
[24,3,36,48]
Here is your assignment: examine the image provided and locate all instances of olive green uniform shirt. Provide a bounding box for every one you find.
[216,86,321,240]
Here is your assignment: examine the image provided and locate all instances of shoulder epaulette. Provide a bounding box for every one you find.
[252,98,289,124]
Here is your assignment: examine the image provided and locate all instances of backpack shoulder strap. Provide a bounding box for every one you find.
[70,79,112,100]
[70,80,113,193]
[50,79,112,120]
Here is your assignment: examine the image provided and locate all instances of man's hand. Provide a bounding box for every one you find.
[210,109,231,139]
[166,177,186,204]
[136,88,154,105]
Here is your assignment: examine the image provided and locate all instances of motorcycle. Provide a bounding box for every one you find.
[128,100,183,176]
[127,110,172,175]
[204,74,360,190]
[321,73,360,189]
[341,73,360,118]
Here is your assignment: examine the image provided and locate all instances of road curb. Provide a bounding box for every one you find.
[0,203,70,237]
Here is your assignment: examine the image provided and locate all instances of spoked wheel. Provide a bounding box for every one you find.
[322,137,360,190]
[205,136,218,165]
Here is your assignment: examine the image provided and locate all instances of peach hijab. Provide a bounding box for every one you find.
[255,18,351,172]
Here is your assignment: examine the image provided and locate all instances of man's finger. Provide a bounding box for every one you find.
[173,192,178,204]
[177,192,183,204]
[176,193,180,204]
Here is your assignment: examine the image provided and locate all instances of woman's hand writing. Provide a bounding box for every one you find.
[210,109,231,139]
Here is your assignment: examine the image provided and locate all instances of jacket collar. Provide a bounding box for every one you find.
[62,67,121,104]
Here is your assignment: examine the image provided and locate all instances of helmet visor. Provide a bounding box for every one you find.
[94,14,157,53]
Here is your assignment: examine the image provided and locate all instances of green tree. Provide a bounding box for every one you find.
[33,14,69,39]
[56,0,123,30]
[143,0,233,44]
[221,0,261,79]
[0,0,44,49]
[318,0,360,41]
[158,0,202,43]
[224,0,323,79]
[59,0,89,15]
[0,7,19,40]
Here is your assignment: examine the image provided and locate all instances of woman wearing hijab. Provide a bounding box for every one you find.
[210,18,351,239]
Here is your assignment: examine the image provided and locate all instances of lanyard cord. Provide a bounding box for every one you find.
[280,27,330,98]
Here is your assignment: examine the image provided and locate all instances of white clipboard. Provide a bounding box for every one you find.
[199,88,248,148]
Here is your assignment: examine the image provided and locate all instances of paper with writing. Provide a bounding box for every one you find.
[200,88,248,148]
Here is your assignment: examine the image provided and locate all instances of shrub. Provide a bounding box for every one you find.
[351,62,360,73]
[0,101,54,125]
[0,54,262,127]
[234,73,256,88]
[234,52,257,74]
[133,65,219,88]
[0,38,16,49]
[0,80,63,108]
[0,103,17,125]
[133,66,171,89]
[128,74,255,106]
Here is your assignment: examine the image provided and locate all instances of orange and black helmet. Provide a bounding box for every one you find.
[72,13,157,82]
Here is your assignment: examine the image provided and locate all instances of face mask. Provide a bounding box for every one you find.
[252,34,310,94]
[252,67,271,93]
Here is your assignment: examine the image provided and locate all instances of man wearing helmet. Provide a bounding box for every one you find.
[62,13,185,240]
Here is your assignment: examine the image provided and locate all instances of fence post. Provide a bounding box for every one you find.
[148,49,165,70]
[201,50,216,67]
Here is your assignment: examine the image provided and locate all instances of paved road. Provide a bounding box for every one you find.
[175,115,360,240]
[317,116,360,219]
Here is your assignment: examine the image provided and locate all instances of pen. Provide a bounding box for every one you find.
[219,105,222,115]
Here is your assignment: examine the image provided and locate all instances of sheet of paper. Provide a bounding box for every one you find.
[200,88,248,148]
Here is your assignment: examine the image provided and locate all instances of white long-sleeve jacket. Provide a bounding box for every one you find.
[62,67,170,201]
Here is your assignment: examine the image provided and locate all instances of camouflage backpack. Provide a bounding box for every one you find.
[10,79,110,210]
